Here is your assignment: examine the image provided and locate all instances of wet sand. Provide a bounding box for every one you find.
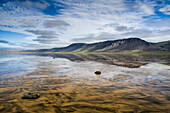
[0,54,170,113]
[0,75,170,113]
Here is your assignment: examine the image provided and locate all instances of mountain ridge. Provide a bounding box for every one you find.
[30,38,168,52]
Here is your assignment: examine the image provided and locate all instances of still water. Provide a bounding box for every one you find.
[0,53,170,113]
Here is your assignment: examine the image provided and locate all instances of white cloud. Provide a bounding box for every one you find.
[20,20,38,28]
[0,0,169,49]
[25,36,36,40]
[43,20,70,29]
[139,3,155,15]
[159,5,170,15]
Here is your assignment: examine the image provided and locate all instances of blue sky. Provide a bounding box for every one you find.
[0,0,170,49]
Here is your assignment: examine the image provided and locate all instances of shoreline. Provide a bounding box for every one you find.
[1,51,170,55]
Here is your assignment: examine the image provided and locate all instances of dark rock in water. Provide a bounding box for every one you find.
[56,92,60,96]
[95,71,101,75]
[22,92,40,99]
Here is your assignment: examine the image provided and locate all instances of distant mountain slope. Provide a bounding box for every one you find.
[157,40,170,51]
[33,38,166,52]
[0,48,21,52]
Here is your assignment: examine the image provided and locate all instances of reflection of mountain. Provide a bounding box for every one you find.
[32,38,167,52]
[37,54,170,68]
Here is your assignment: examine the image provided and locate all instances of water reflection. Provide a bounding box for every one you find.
[0,53,170,113]
[36,53,170,68]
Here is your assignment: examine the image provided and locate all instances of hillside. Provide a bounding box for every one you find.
[32,38,168,53]
[157,40,170,51]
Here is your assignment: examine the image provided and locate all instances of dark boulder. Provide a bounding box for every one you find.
[22,92,40,99]
[95,71,101,75]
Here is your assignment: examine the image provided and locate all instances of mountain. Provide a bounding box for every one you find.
[0,48,21,52]
[32,38,167,53]
[157,40,170,51]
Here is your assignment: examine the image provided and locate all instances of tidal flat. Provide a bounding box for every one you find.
[0,53,170,113]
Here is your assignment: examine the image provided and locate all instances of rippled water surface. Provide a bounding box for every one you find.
[0,53,170,113]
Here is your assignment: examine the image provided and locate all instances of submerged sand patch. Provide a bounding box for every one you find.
[0,76,170,113]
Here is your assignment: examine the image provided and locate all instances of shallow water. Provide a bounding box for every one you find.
[0,53,170,113]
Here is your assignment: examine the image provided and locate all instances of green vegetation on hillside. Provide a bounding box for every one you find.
[157,40,170,51]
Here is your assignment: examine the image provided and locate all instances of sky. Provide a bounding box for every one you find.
[0,0,170,49]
